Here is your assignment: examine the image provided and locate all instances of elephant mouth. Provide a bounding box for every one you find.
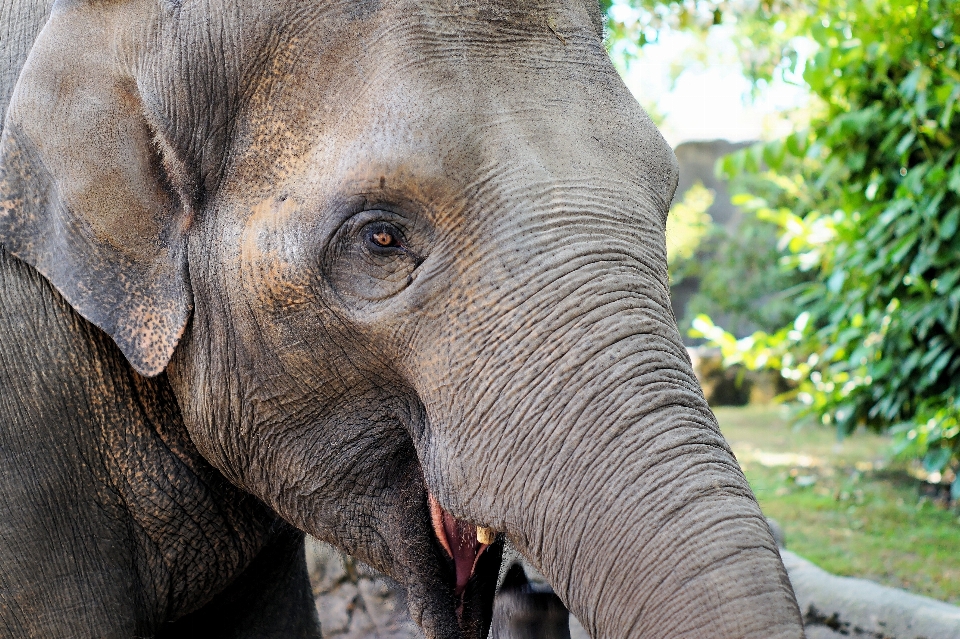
[427,493,493,614]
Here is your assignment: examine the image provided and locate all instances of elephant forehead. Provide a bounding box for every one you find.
[217,0,674,205]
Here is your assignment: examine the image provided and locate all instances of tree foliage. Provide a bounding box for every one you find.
[665,181,714,269]
[676,0,960,487]
[601,0,809,83]
[678,202,810,338]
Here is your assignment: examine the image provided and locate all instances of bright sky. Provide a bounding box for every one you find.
[617,27,813,146]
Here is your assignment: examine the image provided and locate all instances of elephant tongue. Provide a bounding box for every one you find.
[427,493,488,597]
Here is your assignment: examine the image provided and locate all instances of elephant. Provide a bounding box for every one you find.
[0,0,805,638]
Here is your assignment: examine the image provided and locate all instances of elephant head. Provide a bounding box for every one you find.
[0,0,803,637]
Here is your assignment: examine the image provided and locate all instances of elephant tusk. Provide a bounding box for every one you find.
[476,526,496,545]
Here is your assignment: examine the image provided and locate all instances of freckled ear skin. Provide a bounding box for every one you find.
[0,9,191,377]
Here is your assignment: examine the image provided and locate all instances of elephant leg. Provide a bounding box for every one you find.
[156,527,320,639]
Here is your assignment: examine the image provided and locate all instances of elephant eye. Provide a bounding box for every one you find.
[364,222,404,252]
[327,215,426,302]
[372,229,396,247]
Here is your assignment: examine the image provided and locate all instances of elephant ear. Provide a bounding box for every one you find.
[0,3,193,377]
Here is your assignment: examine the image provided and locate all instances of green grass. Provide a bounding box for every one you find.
[714,404,960,604]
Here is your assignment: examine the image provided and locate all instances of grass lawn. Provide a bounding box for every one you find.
[714,404,960,604]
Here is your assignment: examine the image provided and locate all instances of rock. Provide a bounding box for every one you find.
[308,536,960,639]
[347,607,376,636]
[782,549,960,639]
[306,536,349,593]
[497,543,551,591]
[687,347,751,406]
[568,616,589,639]
[358,577,404,630]
[499,544,588,639]
[686,346,790,406]
[315,582,359,635]
[802,627,847,639]
[307,537,424,638]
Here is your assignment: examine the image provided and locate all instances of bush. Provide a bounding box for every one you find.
[677,202,812,339]
[691,0,960,492]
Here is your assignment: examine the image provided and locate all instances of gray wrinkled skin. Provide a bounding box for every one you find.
[0,1,805,638]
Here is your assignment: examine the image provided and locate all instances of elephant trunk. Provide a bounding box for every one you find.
[417,262,804,637]
[517,401,803,637]
[511,350,802,637]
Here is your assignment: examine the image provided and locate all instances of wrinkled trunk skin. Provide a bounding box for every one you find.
[424,274,801,638]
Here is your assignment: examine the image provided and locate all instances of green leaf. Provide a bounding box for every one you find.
[827,270,846,293]
[786,131,808,157]
[939,84,960,129]
[763,140,787,170]
[948,164,960,194]
[896,131,917,156]
[891,231,919,262]
[923,447,952,473]
[940,206,960,239]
